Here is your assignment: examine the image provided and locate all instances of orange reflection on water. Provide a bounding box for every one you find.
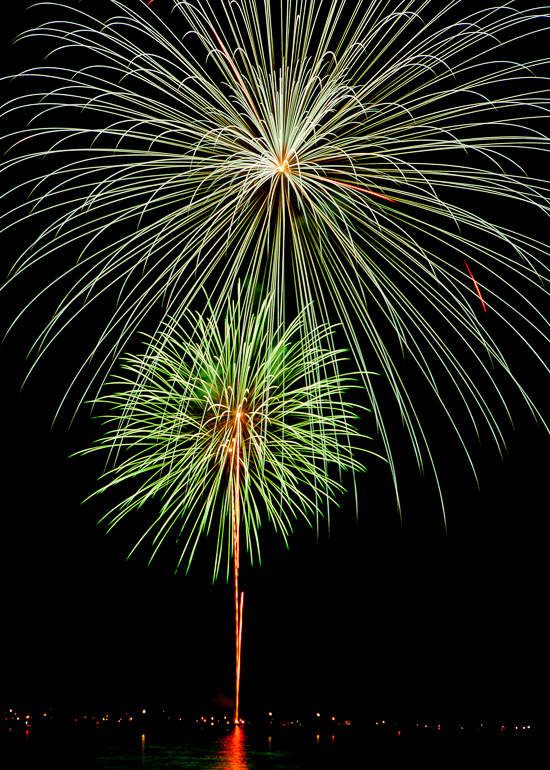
[212,725,248,769]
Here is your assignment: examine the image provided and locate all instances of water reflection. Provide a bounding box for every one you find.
[213,726,248,769]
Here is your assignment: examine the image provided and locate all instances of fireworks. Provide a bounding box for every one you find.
[80,291,372,576]
[4,0,550,724]
[3,0,550,511]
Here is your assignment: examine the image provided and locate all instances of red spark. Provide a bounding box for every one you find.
[463,260,486,312]
[324,177,395,202]
[209,28,260,122]
[300,172,394,202]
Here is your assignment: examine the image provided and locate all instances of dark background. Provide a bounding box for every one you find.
[1,1,546,728]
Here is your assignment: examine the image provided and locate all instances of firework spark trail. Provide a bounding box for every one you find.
[463,260,487,313]
[236,591,244,724]
[233,411,242,723]
[208,27,261,123]
[309,175,395,202]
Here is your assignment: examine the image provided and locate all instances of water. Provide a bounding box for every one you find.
[5,727,358,769]
[5,724,540,768]
[85,731,340,769]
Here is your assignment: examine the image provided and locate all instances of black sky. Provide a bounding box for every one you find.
[2,1,547,726]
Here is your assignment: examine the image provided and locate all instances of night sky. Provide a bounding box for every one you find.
[2,1,546,727]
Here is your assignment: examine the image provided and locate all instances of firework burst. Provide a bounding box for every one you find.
[80,292,370,573]
[3,0,550,514]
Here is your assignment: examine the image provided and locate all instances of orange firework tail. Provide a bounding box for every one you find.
[463,259,487,312]
[236,591,244,721]
[233,414,243,724]
[209,28,260,123]
[299,172,394,202]
[321,176,395,202]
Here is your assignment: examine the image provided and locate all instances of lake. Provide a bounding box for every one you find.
[5,722,539,769]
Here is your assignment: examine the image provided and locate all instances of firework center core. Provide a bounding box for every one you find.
[276,159,289,173]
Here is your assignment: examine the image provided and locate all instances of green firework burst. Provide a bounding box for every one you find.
[80,291,374,577]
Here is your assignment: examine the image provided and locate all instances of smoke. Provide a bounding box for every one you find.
[210,687,234,710]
